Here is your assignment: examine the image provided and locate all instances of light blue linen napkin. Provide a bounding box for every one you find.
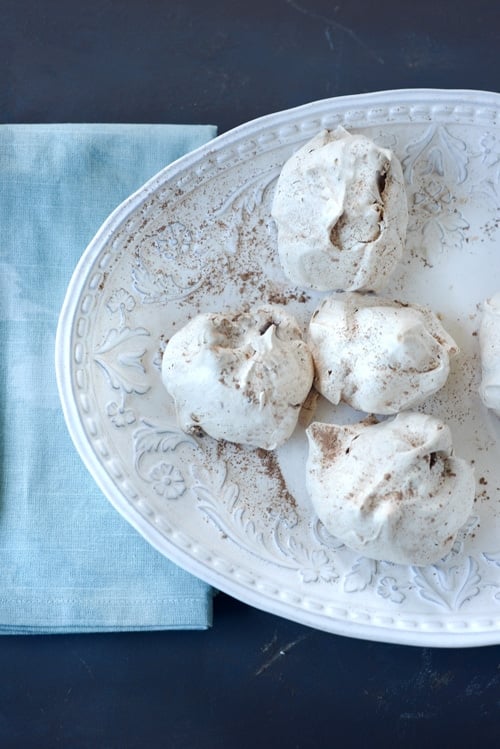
[0,123,217,632]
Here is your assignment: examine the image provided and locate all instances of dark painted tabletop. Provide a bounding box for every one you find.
[2,1,500,746]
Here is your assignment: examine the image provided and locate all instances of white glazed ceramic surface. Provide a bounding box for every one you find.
[56,90,500,646]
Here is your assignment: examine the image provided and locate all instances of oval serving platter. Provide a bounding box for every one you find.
[56,89,500,647]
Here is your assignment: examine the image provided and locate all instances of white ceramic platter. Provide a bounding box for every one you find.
[56,90,500,646]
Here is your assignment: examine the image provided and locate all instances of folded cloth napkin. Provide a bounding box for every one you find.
[0,123,217,632]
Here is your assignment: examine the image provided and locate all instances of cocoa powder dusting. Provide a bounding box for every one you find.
[255,448,298,514]
[310,425,342,463]
[213,440,297,518]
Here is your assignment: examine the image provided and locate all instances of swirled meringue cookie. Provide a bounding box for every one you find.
[306,413,475,566]
[307,292,458,414]
[161,305,314,450]
[271,127,408,292]
[479,292,500,416]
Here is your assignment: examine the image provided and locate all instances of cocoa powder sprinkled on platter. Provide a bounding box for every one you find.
[211,438,297,519]
[254,448,297,511]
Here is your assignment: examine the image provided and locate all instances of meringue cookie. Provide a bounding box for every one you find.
[308,292,458,414]
[479,292,500,416]
[306,413,475,566]
[271,127,408,292]
[161,305,314,450]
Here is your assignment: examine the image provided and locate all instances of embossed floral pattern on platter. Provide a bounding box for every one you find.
[59,92,500,643]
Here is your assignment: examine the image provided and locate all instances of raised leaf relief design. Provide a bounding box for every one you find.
[475,177,500,208]
[310,517,346,551]
[482,550,500,567]
[403,125,469,185]
[94,323,151,426]
[412,557,482,610]
[190,460,270,556]
[132,221,208,303]
[94,289,151,425]
[473,134,500,207]
[403,126,471,254]
[274,531,338,583]
[94,349,149,394]
[133,420,198,482]
[410,181,469,251]
[343,557,378,594]
[477,133,500,170]
[211,168,280,253]
[132,263,203,304]
[478,552,500,601]
[189,458,339,581]
[214,168,281,221]
[95,325,149,356]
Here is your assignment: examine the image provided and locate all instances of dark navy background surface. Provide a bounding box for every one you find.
[2,1,500,746]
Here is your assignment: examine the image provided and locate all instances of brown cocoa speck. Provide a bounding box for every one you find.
[309,425,342,462]
[361,414,379,427]
[267,291,289,305]
[98,272,108,291]
[254,448,296,510]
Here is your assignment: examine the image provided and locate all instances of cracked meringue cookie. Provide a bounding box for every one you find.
[161,305,314,450]
[271,127,408,292]
[306,413,475,566]
[479,292,500,416]
[307,292,458,414]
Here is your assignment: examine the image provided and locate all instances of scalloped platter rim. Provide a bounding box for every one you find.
[56,89,500,647]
